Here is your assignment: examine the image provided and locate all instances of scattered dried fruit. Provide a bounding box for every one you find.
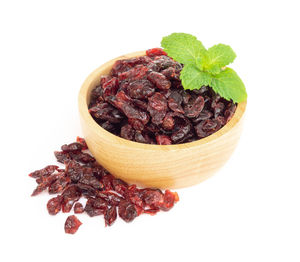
[29,138,179,234]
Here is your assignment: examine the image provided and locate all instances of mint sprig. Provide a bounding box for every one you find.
[161,33,247,103]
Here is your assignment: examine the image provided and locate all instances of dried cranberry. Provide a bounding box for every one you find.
[146,48,167,57]
[168,90,184,114]
[156,135,172,145]
[61,143,83,152]
[127,79,155,99]
[74,202,84,214]
[118,200,138,222]
[141,189,164,208]
[184,96,205,118]
[104,206,117,226]
[47,195,62,215]
[162,113,175,130]
[29,165,58,178]
[118,65,149,81]
[160,190,179,211]
[120,124,135,140]
[171,122,191,143]
[147,71,171,90]
[147,92,168,125]
[84,198,107,217]
[64,215,82,234]
[76,137,88,150]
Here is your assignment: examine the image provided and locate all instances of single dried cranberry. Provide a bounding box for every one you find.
[89,102,124,124]
[111,60,132,76]
[74,202,84,214]
[64,215,82,234]
[127,79,155,99]
[146,48,167,57]
[168,90,184,114]
[162,113,175,130]
[61,143,83,152]
[112,178,128,196]
[141,189,164,208]
[111,91,149,125]
[161,67,179,80]
[156,135,172,145]
[84,198,107,217]
[54,151,71,164]
[29,165,58,178]
[213,102,225,117]
[47,195,63,215]
[134,131,148,144]
[184,96,205,118]
[147,92,168,125]
[153,55,177,71]
[160,190,179,211]
[128,118,144,131]
[224,103,237,123]
[118,200,138,222]
[97,191,122,206]
[120,124,135,140]
[118,65,149,81]
[104,206,117,226]
[76,137,88,150]
[147,71,171,90]
[171,122,191,143]
[48,175,70,194]
[102,77,119,100]
[192,110,213,124]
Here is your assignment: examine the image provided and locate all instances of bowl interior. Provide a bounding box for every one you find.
[79,51,246,151]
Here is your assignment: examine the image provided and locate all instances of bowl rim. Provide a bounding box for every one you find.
[78,50,247,150]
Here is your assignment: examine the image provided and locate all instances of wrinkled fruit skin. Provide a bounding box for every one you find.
[29,137,179,234]
[89,48,237,144]
[64,215,82,234]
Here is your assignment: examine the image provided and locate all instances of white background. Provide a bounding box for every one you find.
[1,0,299,261]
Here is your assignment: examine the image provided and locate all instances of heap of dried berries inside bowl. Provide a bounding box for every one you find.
[89,33,247,145]
[29,137,179,234]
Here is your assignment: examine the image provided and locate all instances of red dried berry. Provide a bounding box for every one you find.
[61,143,83,152]
[159,190,179,211]
[47,195,62,215]
[118,200,138,222]
[147,71,171,90]
[74,202,84,214]
[29,165,58,178]
[146,48,167,57]
[104,206,117,226]
[156,135,172,145]
[64,215,82,234]
[147,92,168,125]
[76,137,88,150]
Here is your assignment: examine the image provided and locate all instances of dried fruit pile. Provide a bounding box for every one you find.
[89,48,237,145]
[29,137,179,234]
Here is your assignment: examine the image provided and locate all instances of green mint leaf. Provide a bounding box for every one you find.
[201,44,236,74]
[161,33,206,65]
[180,64,212,90]
[210,68,247,103]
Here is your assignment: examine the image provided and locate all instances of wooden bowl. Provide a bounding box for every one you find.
[78,51,247,189]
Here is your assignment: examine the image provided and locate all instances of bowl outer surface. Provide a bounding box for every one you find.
[78,51,247,189]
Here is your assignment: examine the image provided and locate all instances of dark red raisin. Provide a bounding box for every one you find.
[64,215,82,234]
[74,202,84,214]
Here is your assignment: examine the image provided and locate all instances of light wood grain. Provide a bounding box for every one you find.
[78,51,247,189]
